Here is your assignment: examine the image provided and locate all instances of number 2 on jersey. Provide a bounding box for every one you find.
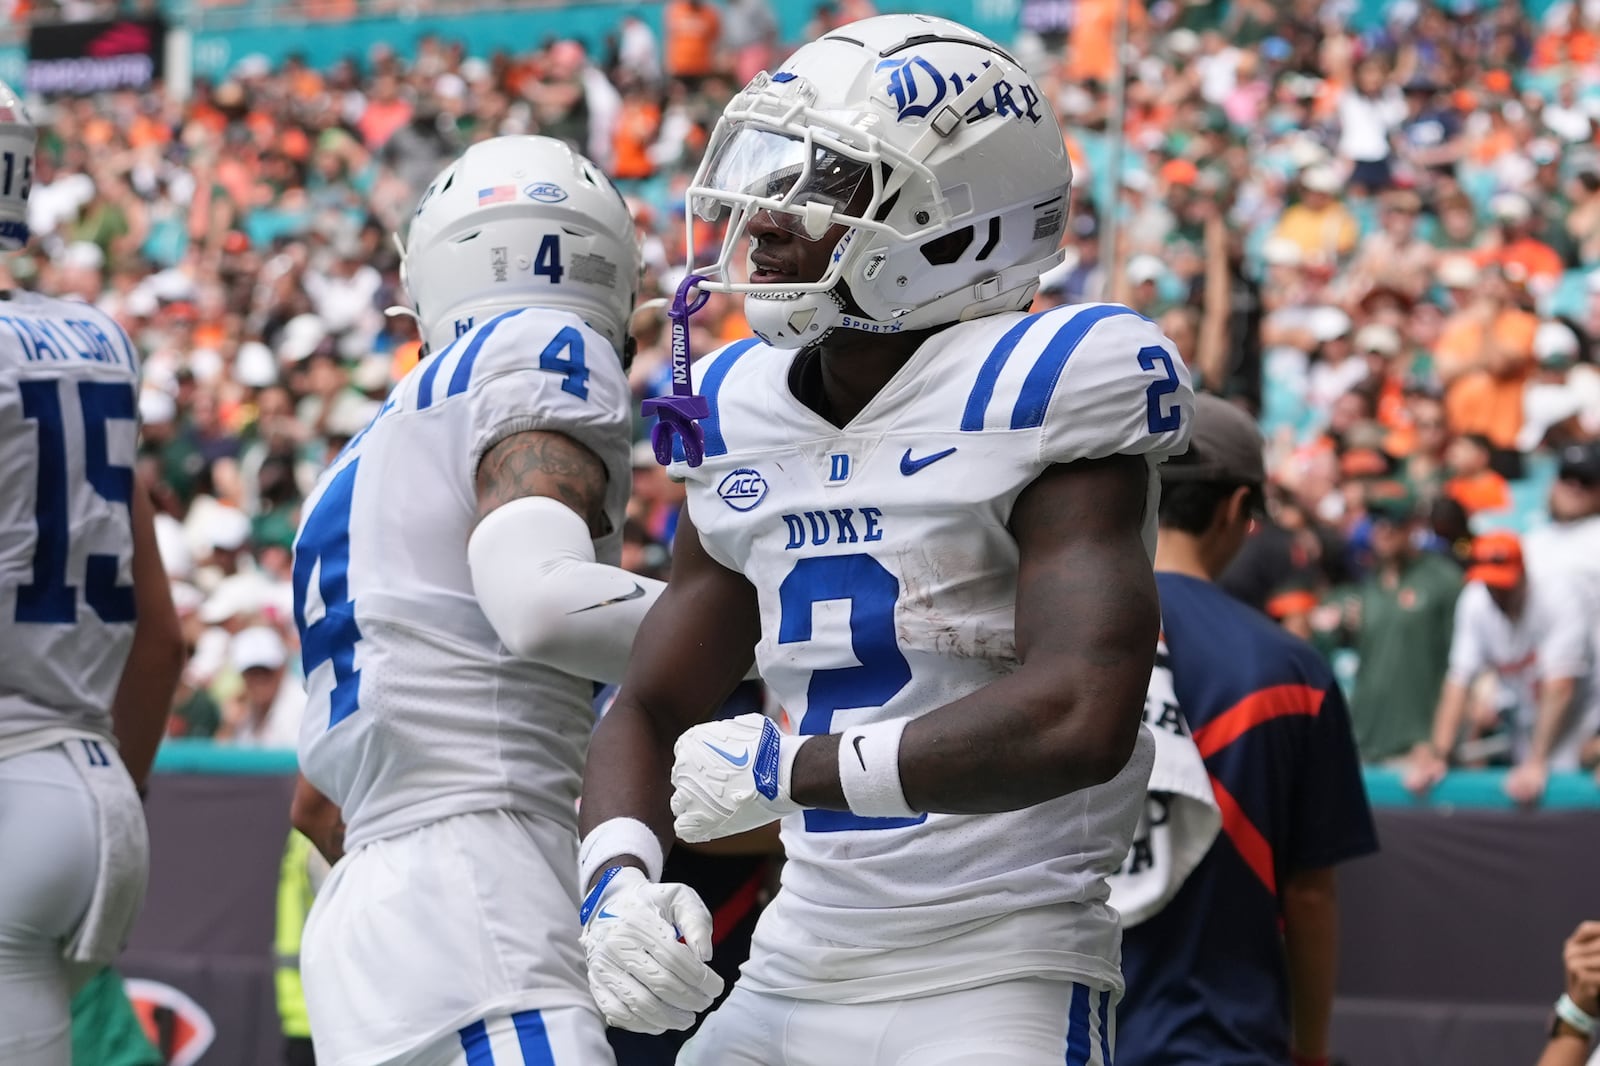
[16,378,136,625]
[292,460,363,728]
[778,554,926,833]
[1138,345,1182,433]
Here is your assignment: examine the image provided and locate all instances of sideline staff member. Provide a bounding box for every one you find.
[1119,395,1378,1066]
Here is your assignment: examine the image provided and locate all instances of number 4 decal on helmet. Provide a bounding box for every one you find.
[534,234,564,284]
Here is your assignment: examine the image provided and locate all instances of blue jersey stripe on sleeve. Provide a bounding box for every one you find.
[446,308,528,400]
[959,314,1037,432]
[511,1010,557,1066]
[1097,988,1113,1065]
[699,337,762,458]
[457,1019,494,1065]
[1066,981,1093,1066]
[1011,305,1142,430]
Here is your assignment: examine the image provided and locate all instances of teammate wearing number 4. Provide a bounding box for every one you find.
[579,16,1194,1065]
[289,137,661,1066]
[0,81,183,1066]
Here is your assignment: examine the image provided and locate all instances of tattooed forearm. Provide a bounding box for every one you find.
[475,430,609,535]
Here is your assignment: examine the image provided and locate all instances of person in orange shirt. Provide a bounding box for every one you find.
[1067,0,1146,85]
[612,84,662,182]
[1444,433,1513,516]
[665,0,722,87]
[1533,4,1600,68]
[1477,193,1563,292]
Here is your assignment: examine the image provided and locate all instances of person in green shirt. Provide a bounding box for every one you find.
[71,967,162,1066]
[1324,481,1463,763]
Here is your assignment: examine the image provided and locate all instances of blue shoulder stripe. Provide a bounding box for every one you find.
[959,315,1037,432]
[413,336,460,411]
[446,308,527,400]
[1010,304,1143,430]
[686,337,762,460]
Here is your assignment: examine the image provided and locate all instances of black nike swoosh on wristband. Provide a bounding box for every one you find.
[852,734,867,771]
[567,583,647,614]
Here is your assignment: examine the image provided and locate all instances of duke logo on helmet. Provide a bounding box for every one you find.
[876,56,1044,126]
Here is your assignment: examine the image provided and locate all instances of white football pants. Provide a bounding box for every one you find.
[678,977,1116,1066]
[0,746,99,1066]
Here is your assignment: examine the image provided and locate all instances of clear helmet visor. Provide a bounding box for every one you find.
[692,124,871,240]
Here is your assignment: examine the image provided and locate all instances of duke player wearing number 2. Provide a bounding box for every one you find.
[578,17,1194,1064]
[290,137,671,1066]
[0,82,183,1066]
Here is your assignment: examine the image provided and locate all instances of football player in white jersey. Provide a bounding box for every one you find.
[289,137,698,1066]
[577,15,1195,1065]
[0,81,183,1066]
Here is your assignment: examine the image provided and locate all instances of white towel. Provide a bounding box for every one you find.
[1107,684,1221,928]
[61,736,150,965]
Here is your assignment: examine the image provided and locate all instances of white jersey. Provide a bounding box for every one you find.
[295,308,631,851]
[0,291,142,757]
[673,302,1194,1000]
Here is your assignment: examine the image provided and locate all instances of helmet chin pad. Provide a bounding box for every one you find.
[744,288,846,348]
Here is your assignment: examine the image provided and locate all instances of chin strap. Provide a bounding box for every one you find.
[641,274,712,467]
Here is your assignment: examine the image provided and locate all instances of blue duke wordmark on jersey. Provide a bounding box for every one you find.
[670,302,1193,996]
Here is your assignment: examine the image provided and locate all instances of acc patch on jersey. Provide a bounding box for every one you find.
[718,468,768,510]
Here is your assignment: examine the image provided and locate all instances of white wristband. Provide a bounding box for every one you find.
[579,817,664,888]
[1557,994,1598,1038]
[838,719,918,819]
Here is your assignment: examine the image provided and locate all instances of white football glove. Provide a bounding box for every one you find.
[671,714,806,843]
[579,866,726,1034]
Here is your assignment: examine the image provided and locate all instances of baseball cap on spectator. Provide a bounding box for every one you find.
[1533,322,1580,367]
[1127,255,1165,286]
[1308,307,1352,343]
[1438,255,1481,290]
[1489,193,1533,224]
[1366,479,1418,522]
[234,341,277,388]
[1465,531,1524,589]
[154,513,194,581]
[1160,159,1199,186]
[1262,238,1302,267]
[1518,388,1584,451]
[1159,394,1266,487]
[201,573,269,625]
[60,241,104,272]
[1558,441,1600,485]
[202,506,252,553]
[138,388,176,426]
[280,313,329,362]
[1354,323,1402,357]
[1301,165,1341,195]
[1529,138,1562,167]
[230,626,287,674]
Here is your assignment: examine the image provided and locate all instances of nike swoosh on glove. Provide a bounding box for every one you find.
[670,714,806,843]
[580,867,726,1034]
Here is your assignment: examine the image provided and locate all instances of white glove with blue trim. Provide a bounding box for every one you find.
[670,714,806,843]
[580,866,725,1034]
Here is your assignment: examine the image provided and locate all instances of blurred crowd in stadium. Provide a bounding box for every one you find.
[18,0,1599,793]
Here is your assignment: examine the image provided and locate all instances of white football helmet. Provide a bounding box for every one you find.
[402,136,641,356]
[685,14,1071,349]
[0,80,34,252]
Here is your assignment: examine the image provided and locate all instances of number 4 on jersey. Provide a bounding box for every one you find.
[293,460,363,728]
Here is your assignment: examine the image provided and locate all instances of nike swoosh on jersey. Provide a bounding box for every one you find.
[567,583,647,614]
[852,734,868,771]
[899,447,958,475]
[705,741,751,768]
[597,907,619,920]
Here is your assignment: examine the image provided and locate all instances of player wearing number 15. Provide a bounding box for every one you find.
[579,16,1194,1065]
[0,79,183,1066]
[291,137,651,1066]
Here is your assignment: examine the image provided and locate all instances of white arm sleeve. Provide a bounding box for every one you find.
[468,496,665,684]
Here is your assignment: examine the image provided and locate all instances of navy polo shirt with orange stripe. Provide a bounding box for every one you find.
[1118,573,1377,1066]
